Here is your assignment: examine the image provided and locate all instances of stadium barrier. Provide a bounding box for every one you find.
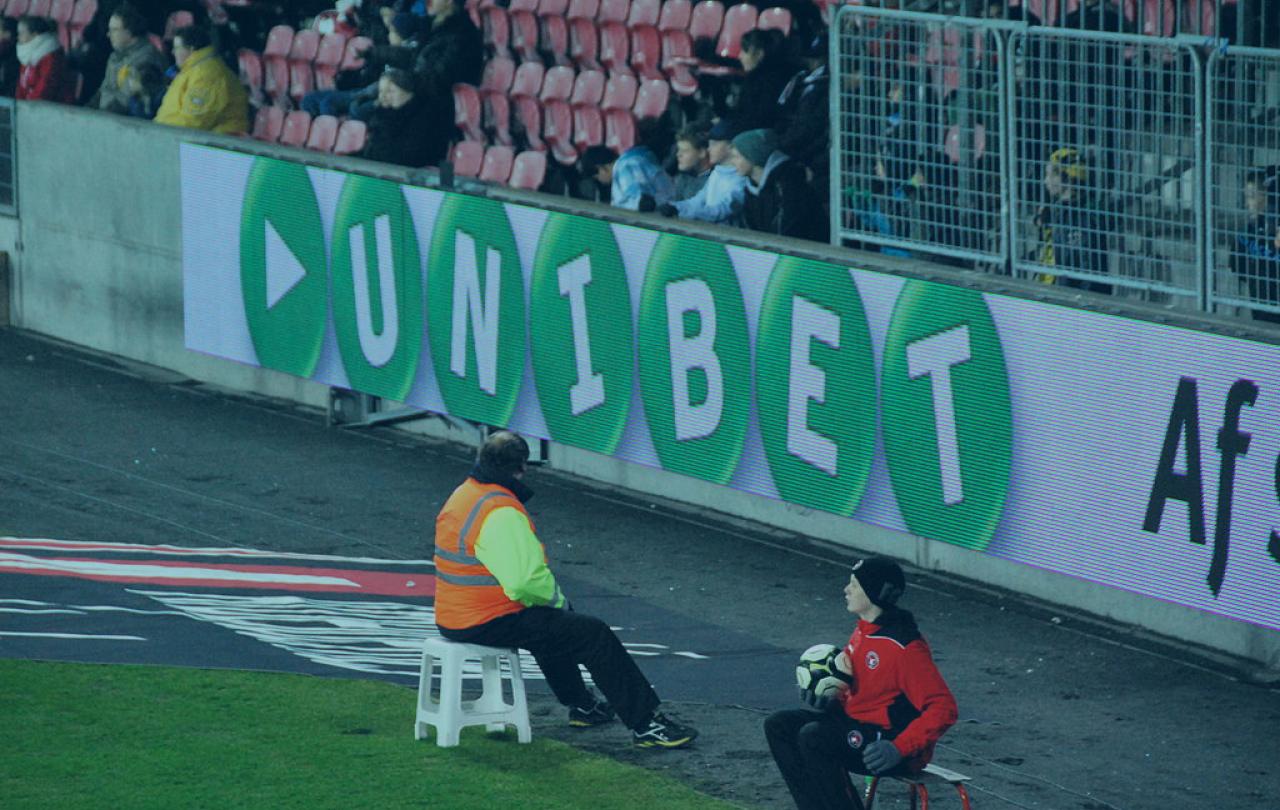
[832,6,1280,318]
[3,101,1280,669]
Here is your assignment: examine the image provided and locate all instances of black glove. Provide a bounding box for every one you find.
[638,194,657,213]
[862,740,902,774]
[658,203,678,218]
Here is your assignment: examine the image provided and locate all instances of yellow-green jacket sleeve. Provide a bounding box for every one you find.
[474,507,566,608]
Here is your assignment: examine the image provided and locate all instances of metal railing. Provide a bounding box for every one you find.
[0,99,16,217]
[1009,27,1203,305]
[832,4,1280,321]
[1206,44,1280,322]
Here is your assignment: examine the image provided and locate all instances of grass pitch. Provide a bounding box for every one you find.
[0,660,740,809]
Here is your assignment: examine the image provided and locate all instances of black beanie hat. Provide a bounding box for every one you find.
[852,557,906,608]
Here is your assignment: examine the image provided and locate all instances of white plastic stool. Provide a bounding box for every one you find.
[415,636,532,747]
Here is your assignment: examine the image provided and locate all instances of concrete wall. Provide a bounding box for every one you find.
[7,100,1278,669]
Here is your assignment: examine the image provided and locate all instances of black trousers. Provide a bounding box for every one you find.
[764,708,910,810]
[440,606,660,730]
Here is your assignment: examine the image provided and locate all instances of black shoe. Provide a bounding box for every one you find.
[568,698,615,728]
[632,712,698,749]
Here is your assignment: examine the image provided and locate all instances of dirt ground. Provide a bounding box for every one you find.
[3,327,1279,810]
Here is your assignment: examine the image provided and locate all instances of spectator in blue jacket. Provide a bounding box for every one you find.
[659,118,748,226]
[580,132,675,213]
[1232,165,1280,324]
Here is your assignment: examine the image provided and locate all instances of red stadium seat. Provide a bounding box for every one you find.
[1123,0,1175,36]
[570,69,605,152]
[52,0,75,47]
[28,0,50,18]
[567,0,601,69]
[263,25,295,105]
[632,77,668,120]
[605,109,635,153]
[480,145,516,183]
[538,0,571,65]
[279,110,312,147]
[306,114,340,151]
[480,56,517,144]
[451,140,486,177]
[288,29,321,102]
[4,0,30,17]
[597,0,631,75]
[687,0,724,43]
[251,105,285,142]
[508,0,541,62]
[483,6,512,57]
[238,49,265,106]
[715,3,757,60]
[313,32,347,90]
[164,10,194,41]
[627,0,661,79]
[453,83,485,142]
[511,61,546,149]
[333,118,368,155]
[341,35,372,71]
[658,0,691,31]
[540,65,575,156]
[943,123,987,164]
[755,6,791,34]
[509,149,547,190]
[600,72,637,110]
[67,0,95,48]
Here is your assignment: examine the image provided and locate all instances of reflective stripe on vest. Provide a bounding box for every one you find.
[433,478,537,629]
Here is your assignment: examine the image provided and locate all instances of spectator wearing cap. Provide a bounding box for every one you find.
[659,118,749,226]
[777,32,830,203]
[154,25,248,133]
[15,16,75,103]
[1034,147,1111,294]
[580,126,676,212]
[764,556,958,810]
[90,4,169,116]
[361,68,442,167]
[1232,165,1280,324]
[671,125,712,202]
[731,128,826,241]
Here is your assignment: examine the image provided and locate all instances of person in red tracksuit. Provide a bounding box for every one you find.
[765,557,959,810]
[15,16,75,103]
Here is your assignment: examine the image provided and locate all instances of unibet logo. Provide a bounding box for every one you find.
[755,257,877,515]
[239,159,327,378]
[426,195,525,427]
[529,214,633,455]
[880,281,1012,550]
[330,174,422,401]
[637,234,750,484]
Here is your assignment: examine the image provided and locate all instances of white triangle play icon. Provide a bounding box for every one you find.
[264,219,308,309]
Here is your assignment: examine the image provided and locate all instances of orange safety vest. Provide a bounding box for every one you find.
[433,477,539,630]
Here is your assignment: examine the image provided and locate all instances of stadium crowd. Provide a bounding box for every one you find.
[1,0,1276,315]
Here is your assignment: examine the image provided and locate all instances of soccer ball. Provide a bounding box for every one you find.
[796,643,853,700]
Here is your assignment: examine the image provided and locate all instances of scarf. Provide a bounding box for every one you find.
[16,33,59,67]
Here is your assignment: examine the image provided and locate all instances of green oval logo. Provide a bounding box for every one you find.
[756,258,877,514]
[239,159,328,378]
[426,196,525,426]
[636,234,750,483]
[529,214,633,454]
[330,174,423,401]
[881,281,1012,550]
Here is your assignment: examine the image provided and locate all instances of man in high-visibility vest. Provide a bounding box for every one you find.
[434,431,699,749]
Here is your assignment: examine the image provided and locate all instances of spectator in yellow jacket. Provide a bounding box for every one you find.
[154,25,247,135]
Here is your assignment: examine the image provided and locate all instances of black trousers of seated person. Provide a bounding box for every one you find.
[439,606,660,731]
[764,708,912,810]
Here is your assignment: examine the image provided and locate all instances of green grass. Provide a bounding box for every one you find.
[0,660,739,810]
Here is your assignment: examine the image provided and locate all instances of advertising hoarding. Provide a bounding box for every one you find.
[182,144,1280,632]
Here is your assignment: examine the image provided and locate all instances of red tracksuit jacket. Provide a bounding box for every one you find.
[17,50,75,103]
[838,608,959,771]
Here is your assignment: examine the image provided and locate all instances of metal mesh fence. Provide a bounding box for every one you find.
[1207,46,1280,323]
[830,8,1008,263]
[837,0,1276,44]
[1009,28,1202,305]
